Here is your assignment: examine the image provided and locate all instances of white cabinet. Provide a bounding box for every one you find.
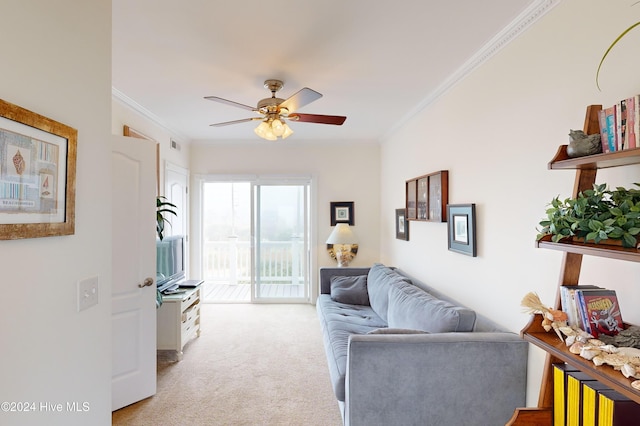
[156,285,201,360]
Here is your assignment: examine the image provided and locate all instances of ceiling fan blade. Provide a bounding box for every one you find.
[210,117,261,127]
[289,113,346,125]
[278,88,322,113]
[204,96,257,112]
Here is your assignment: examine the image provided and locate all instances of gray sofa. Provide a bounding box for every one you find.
[317,263,528,426]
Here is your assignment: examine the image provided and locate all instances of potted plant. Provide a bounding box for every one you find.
[537,183,640,248]
[156,195,177,241]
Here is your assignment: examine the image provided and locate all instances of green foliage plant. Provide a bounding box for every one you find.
[537,183,640,247]
[156,195,177,241]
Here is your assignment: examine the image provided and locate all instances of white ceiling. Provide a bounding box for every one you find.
[112,0,550,143]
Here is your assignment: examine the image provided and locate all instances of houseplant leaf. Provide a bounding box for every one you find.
[596,21,640,90]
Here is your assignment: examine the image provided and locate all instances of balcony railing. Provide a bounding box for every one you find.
[203,237,305,285]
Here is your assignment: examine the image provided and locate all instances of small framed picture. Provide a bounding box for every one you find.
[330,201,354,225]
[406,180,417,220]
[447,204,476,257]
[395,208,409,240]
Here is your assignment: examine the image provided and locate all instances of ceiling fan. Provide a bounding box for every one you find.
[205,79,347,140]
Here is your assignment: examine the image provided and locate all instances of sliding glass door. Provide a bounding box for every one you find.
[201,176,311,303]
[252,179,310,302]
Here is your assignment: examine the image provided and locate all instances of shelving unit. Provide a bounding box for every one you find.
[157,285,201,361]
[508,105,640,425]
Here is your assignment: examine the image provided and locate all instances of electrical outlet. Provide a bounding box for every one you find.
[78,276,99,312]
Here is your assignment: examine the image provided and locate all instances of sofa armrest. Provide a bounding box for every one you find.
[319,267,370,295]
[345,332,528,426]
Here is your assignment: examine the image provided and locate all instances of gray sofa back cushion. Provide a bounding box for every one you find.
[367,263,411,322]
[330,275,370,305]
[387,282,476,332]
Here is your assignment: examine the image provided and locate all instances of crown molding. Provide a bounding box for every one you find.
[111,87,189,142]
[382,0,562,142]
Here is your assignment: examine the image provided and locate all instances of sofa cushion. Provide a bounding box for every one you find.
[387,282,476,333]
[330,275,370,305]
[367,263,411,322]
[366,328,429,334]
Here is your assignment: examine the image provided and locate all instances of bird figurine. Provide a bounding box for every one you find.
[567,129,602,158]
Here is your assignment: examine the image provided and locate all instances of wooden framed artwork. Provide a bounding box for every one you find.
[417,177,428,220]
[406,170,448,222]
[395,208,409,240]
[0,99,77,240]
[406,179,417,220]
[330,201,354,225]
[447,204,477,257]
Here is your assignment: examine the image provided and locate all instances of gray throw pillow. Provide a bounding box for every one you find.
[330,275,370,305]
[387,282,476,333]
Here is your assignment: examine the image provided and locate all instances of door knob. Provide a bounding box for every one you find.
[139,277,154,288]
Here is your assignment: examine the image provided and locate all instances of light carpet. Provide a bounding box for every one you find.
[112,303,342,426]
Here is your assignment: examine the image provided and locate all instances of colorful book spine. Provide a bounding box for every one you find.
[633,94,640,150]
[598,389,640,426]
[554,363,581,426]
[582,381,612,426]
[566,371,598,426]
[625,96,636,150]
[560,285,601,328]
[598,109,611,153]
[604,106,617,152]
[616,100,627,150]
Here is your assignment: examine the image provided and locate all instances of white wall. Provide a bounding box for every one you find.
[380,0,640,407]
[0,1,112,425]
[189,140,381,291]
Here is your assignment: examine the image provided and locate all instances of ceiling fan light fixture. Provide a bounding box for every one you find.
[271,118,285,136]
[282,122,294,139]
[254,121,269,138]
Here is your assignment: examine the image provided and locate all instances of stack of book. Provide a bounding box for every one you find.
[560,285,624,337]
[598,96,640,153]
[554,363,640,426]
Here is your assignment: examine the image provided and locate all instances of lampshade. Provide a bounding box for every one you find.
[326,223,358,245]
[254,117,294,141]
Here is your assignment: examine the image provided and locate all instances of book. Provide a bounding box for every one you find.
[582,381,613,426]
[575,289,623,337]
[598,109,611,153]
[566,371,598,426]
[560,285,601,328]
[616,100,627,150]
[625,96,637,150]
[554,363,581,426]
[633,94,640,150]
[604,106,617,152]
[598,389,640,426]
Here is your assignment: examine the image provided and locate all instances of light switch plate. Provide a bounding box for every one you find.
[78,276,99,312]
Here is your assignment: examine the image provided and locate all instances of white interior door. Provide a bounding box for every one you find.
[111,135,157,411]
[164,162,188,239]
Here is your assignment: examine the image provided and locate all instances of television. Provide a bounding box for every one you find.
[156,235,185,292]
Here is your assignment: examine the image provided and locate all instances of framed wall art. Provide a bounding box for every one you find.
[395,208,409,240]
[0,99,77,240]
[406,179,417,220]
[447,204,476,257]
[406,170,448,222]
[330,201,354,226]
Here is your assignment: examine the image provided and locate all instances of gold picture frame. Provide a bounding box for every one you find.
[0,99,77,240]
